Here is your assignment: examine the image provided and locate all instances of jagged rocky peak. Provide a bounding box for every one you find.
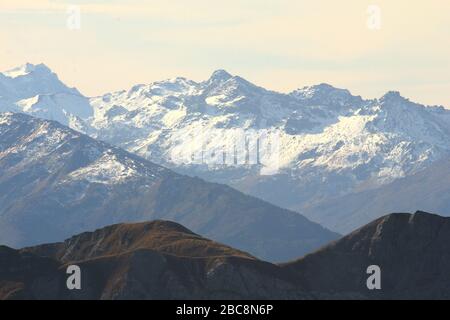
[292,83,348,97]
[2,62,52,78]
[379,90,409,103]
[290,83,363,107]
[208,69,233,83]
[0,63,92,124]
[203,70,265,101]
[380,90,402,99]
[0,62,80,99]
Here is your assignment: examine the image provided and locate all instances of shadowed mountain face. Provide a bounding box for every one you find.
[0,246,61,300]
[3,212,450,300]
[0,112,338,262]
[282,211,450,299]
[1,221,307,300]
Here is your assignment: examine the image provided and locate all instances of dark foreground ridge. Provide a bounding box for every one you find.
[2,211,450,300]
[282,210,450,299]
[1,220,306,299]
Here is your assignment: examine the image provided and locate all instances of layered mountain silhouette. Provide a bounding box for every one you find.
[1,64,449,300]
[302,157,450,233]
[0,220,307,300]
[0,112,338,262]
[2,211,450,300]
[2,64,450,236]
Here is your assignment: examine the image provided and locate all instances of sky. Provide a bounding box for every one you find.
[0,0,449,107]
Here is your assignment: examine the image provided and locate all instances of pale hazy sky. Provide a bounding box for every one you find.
[1,0,449,106]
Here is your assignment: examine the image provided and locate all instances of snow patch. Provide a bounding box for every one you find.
[66,153,138,184]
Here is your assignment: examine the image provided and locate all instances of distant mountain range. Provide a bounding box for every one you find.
[1,63,449,233]
[0,112,338,262]
[302,157,450,233]
[2,211,450,300]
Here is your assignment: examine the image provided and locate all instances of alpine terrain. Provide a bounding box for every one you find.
[1,63,449,233]
[0,112,338,262]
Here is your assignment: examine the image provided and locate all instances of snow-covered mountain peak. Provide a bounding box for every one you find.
[290,83,363,109]
[0,112,165,186]
[114,77,200,101]
[1,62,81,94]
[203,70,266,98]
[379,91,408,103]
[202,72,270,108]
[2,63,51,79]
[0,62,78,98]
[0,63,92,124]
[207,69,233,83]
[291,83,347,97]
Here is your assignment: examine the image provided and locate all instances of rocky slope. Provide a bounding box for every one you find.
[282,211,450,299]
[1,221,306,300]
[0,112,338,262]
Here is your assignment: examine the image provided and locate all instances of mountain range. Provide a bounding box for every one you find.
[2,211,450,300]
[302,157,450,233]
[0,112,338,262]
[1,63,449,233]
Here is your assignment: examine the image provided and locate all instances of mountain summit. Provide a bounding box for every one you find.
[0,63,92,124]
[208,69,233,83]
[2,63,52,78]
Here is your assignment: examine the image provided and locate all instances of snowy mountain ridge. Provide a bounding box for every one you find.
[83,67,450,183]
[1,63,450,229]
[0,63,92,125]
[0,112,164,186]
